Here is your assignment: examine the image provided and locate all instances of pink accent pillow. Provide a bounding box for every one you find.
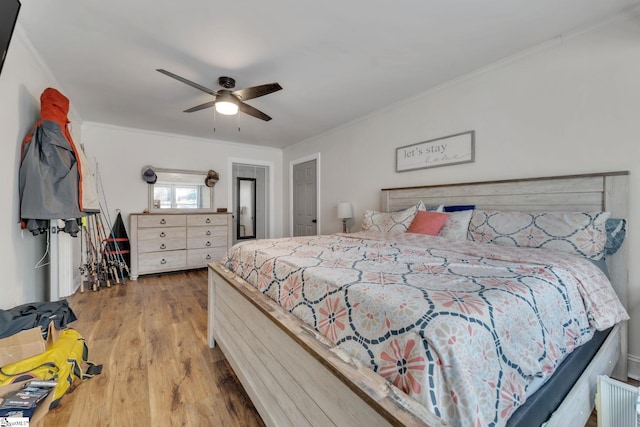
[406,211,449,235]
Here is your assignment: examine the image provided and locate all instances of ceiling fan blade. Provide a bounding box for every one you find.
[232,83,282,101]
[238,102,272,121]
[157,69,217,95]
[184,100,217,113]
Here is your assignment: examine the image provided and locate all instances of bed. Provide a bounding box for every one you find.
[208,171,629,427]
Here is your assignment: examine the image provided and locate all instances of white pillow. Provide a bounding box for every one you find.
[362,202,424,234]
[468,210,610,260]
[438,210,473,241]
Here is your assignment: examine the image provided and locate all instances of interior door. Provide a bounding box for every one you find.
[292,160,317,236]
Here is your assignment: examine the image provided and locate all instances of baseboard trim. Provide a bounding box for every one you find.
[628,354,640,380]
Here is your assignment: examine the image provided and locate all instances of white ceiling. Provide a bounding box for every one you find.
[17,0,639,149]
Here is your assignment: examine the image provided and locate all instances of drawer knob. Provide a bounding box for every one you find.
[160,232,166,237]
[160,259,167,264]
[206,230,211,236]
[206,241,211,247]
[206,218,211,223]
[160,218,166,224]
[206,254,212,260]
[160,243,166,249]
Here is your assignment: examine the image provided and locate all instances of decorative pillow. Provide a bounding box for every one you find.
[468,210,610,260]
[425,204,444,212]
[444,205,475,212]
[362,202,423,234]
[604,218,626,257]
[407,211,449,235]
[439,209,473,241]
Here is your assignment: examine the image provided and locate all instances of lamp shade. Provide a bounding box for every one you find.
[215,100,239,115]
[337,202,353,219]
[215,93,239,115]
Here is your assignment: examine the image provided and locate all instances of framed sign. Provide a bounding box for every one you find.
[396,130,475,172]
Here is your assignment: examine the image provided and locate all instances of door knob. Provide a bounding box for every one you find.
[312,219,317,223]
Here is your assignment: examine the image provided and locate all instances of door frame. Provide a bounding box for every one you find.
[289,153,321,237]
[228,158,275,239]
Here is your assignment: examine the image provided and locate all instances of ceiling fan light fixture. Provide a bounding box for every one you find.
[215,101,238,115]
[215,93,239,115]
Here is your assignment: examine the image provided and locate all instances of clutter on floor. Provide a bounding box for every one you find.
[0,300,101,424]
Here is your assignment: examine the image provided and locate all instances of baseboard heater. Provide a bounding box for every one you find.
[596,375,640,427]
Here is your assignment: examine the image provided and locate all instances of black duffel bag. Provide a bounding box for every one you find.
[0,300,77,339]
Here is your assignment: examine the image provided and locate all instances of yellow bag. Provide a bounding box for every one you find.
[0,328,101,407]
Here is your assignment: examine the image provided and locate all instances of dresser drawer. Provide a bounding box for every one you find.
[187,247,227,267]
[137,227,186,253]
[187,226,227,239]
[138,215,186,228]
[187,235,227,250]
[187,214,227,227]
[138,250,186,273]
[138,227,185,242]
[138,237,187,254]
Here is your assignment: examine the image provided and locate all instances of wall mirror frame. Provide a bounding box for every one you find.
[237,177,256,240]
[148,167,215,213]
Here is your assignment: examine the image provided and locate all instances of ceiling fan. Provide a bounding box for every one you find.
[157,69,282,121]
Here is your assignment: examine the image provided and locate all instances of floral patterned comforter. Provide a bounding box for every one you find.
[224,231,628,427]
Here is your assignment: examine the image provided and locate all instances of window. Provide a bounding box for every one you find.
[147,168,214,212]
[154,184,202,209]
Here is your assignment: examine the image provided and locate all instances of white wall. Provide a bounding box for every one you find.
[283,15,640,374]
[80,123,284,239]
[0,28,83,308]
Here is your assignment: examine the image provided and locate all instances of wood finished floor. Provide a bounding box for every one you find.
[40,269,265,427]
[37,268,637,427]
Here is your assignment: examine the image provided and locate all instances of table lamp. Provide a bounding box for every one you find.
[337,202,353,233]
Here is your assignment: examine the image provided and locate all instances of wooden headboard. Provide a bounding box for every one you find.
[381,171,629,378]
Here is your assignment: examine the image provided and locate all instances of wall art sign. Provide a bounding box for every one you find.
[396,130,475,172]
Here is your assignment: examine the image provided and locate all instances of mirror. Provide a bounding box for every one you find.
[148,168,214,212]
[237,178,256,239]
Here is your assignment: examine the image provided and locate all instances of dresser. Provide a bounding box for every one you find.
[129,212,232,280]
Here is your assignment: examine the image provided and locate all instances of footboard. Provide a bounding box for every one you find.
[208,262,446,427]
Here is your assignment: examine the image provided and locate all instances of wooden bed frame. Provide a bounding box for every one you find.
[208,171,629,427]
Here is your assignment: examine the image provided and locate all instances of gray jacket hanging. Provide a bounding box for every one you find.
[19,88,99,235]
